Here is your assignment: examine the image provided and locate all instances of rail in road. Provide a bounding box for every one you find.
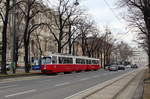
[65,67,146,99]
[0,69,134,99]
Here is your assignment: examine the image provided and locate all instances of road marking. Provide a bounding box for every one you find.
[64,86,94,99]
[92,75,99,78]
[0,76,48,84]
[55,82,70,87]
[0,85,18,89]
[5,89,36,98]
[103,73,109,76]
[64,70,132,99]
[38,79,52,83]
[80,78,89,81]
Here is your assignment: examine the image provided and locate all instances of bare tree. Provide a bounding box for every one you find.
[117,42,133,62]
[13,4,25,72]
[117,0,150,69]
[18,0,46,73]
[102,27,113,67]
[85,27,100,57]
[0,0,11,74]
[32,27,45,67]
[66,8,84,54]
[46,0,82,53]
[77,18,95,56]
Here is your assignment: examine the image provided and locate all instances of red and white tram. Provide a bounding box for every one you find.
[41,53,101,74]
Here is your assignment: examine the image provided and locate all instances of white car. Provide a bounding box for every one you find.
[109,65,118,71]
[126,65,131,68]
[0,64,10,71]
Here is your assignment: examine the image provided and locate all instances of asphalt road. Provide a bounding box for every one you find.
[0,69,132,99]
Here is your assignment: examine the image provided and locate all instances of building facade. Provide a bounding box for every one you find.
[129,47,148,67]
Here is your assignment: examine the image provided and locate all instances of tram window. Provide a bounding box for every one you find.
[59,57,63,64]
[76,58,81,64]
[68,58,73,64]
[65,58,73,64]
[92,60,96,64]
[64,57,68,64]
[45,58,51,64]
[88,60,91,64]
[59,57,73,64]
[81,59,85,64]
[86,60,88,64]
[92,60,99,64]
[76,58,80,64]
[96,60,99,64]
[76,58,85,64]
[42,57,51,64]
[52,56,57,64]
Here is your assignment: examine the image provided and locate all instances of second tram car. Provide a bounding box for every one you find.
[41,54,101,73]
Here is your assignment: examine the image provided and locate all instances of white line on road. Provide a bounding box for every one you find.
[38,79,52,83]
[55,82,70,87]
[64,86,94,99]
[103,73,109,76]
[92,75,99,78]
[0,85,18,89]
[80,78,89,81]
[5,89,37,98]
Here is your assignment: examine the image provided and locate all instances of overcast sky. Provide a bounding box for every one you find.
[80,0,138,46]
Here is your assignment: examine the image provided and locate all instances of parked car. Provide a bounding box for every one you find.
[131,64,138,68]
[118,65,125,70]
[126,65,131,68]
[0,64,10,71]
[109,65,118,71]
[6,64,11,71]
[105,64,111,71]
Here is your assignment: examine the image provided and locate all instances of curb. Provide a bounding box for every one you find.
[0,72,42,79]
[65,68,145,99]
[113,69,145,99]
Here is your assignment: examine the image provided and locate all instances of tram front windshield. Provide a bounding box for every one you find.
[41,57,52,64]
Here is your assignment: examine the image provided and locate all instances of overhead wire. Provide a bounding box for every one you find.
[103,0,134,42]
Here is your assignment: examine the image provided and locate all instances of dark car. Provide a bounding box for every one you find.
[105,64,111,71]
[118,65,125,70]
[0,64,10,71]
[131,64,138,68]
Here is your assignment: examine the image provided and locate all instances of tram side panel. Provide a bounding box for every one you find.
[41,55,101,74]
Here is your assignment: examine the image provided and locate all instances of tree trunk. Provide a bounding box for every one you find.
[100,51,103,68]
[147,24,150,72]
[23,7,30,73]
[72,41,75,55]
[143,10,150,71]
[24,44,30,73]
[103,48,106,69]
[68,25,72,54]
[81,41,85,56]
[81,37,86,56]
[69,42,72,54]
[1,0,10,74]
[15,40,19,69]
[58,41,62,53]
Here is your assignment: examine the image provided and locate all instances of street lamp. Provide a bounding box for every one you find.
[12,0,17,74]
[71,0,79,55]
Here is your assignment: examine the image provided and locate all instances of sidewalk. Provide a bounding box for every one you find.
[143,69,150,99]
[0,69,42,79]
